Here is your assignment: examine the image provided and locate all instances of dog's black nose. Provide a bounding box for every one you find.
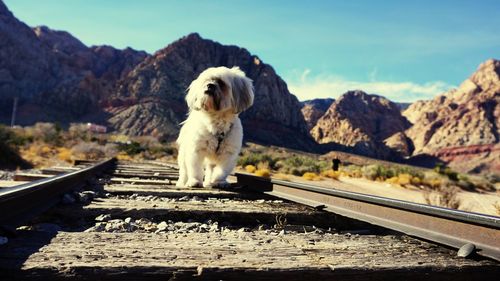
[206,83,216,94]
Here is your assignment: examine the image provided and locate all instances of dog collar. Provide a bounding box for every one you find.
[215,123,233,153]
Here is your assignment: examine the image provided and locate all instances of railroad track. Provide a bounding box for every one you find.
[0,160,499,280]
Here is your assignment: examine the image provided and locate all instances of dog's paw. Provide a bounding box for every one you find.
[175,181,185,187]
[186,179,203,188]
[211,180,231,189]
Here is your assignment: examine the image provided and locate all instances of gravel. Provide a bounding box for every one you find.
[112,194,284,205]
[95,214,112,222]
[84,216,332,235]
[85,218,224,234]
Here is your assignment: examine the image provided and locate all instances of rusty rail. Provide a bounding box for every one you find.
[236,173,500,261]
[0,158,116,226]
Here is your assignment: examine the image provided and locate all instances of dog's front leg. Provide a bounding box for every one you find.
[209,153,237,188]
[203,163,215,188]
[175,146,187,187]
[185,150,204,188]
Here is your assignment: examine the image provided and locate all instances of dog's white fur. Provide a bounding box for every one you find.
[176,66,254,188]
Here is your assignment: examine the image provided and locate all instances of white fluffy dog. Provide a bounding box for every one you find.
[176,66,254,188]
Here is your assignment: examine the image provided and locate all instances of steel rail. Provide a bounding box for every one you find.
[0,158,116,226]
[236,173,500,261]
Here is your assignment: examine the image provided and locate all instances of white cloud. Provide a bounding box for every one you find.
[287,70,454,103]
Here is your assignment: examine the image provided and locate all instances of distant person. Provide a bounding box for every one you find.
[332,158,341,171]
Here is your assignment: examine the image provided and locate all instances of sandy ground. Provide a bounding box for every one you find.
[285,175,500,216]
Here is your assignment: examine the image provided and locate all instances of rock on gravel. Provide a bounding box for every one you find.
[95,214,112,222]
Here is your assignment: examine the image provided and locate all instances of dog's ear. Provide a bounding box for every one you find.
[185,79,200,111]
[230,67,254,113]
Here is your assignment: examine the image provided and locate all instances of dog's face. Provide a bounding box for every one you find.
[186,66,254,114]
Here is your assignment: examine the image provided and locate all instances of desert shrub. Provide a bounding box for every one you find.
[254,169,271,178]
[361,165,390,180]
[29,123,62,145]
[19,142,58,166]
[257,161,270,170]
[0,125,32,147]
[68,123,90,141]
[493,202,500,216]
[144,144,177,159]
[238,153,277,168]
[456,179,474,190]
[340,165,362,178]
[245,165,256,173]
[423,186,461,209]
[485,173,500,184]
[424,178,443,189]
[109,134,130,144]
[434,163,459,181]
[277,156,328,176]
[363,164,425,181]
[443,168,458,181]
[117,141,144,156]
[72,142,107,160]
[0,125,32,169]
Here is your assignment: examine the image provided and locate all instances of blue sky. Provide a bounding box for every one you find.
[4,0,500,102]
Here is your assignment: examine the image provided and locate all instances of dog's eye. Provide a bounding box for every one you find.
[216,79,226,89]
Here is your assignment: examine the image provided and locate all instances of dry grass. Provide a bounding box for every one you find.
[19,142,58,167]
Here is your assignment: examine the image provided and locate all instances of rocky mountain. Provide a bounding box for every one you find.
[300,98,334,130]
[107,33,315,149]
[403,59,499,154]
[310,91,411,157]
[0,1,59,123]
[34,25,148,84]
[0,1,147,124]
[0,1,314,150]
[397,59,500,174]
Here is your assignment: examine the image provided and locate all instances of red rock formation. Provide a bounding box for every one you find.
[310,91,411,157]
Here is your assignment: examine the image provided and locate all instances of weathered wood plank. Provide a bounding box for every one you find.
[103,184,265,199]
[40,167,79,175]
[0,231,497,280]
[109,172,177,180]
[0,180,28,188]
[13,173,52,181]
[108,177,172,185]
